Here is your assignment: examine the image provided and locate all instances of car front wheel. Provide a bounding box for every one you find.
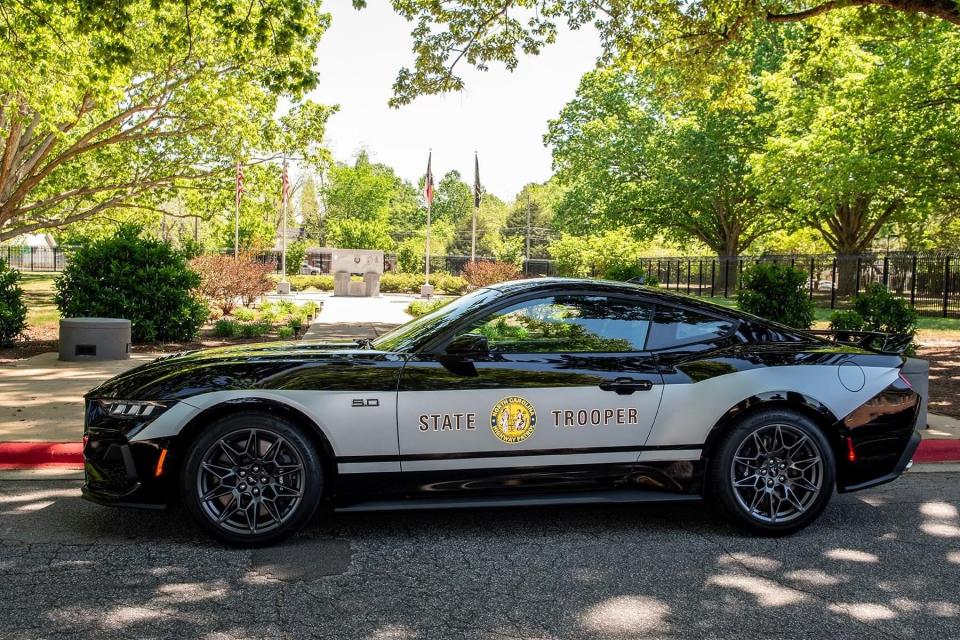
[709,409,835,536]
[181,412,323,546]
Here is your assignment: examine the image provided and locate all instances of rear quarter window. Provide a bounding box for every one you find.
[646,306,735,350]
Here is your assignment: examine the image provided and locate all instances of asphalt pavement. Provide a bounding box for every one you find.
[0,472,958,639]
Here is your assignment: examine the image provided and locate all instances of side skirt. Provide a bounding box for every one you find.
[335,489,702,513]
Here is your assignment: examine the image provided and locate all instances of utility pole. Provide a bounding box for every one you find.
[525,193,532,274]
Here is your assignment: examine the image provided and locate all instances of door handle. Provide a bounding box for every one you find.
[598,377,655,395]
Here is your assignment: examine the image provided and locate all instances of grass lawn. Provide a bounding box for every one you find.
[19,272,60,340]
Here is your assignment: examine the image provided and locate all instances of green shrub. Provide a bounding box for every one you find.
[380,272,424,293]
[277,326,295,339]
[829,310,865,332]
[259,308,280,324]
[286,275,334,291]
[238,321,270,338]
[287,316,303,332]
[213,318,238,338]
[55,225,208,343]
[407,299,450,317]
[232,307,255,322]
[602,262,646,282]
[852,283,918,336]
[285,241,309,276]
[737,263,814,329]
[300,301,320,318]
[0,258,27,346]
[432,273,469,295]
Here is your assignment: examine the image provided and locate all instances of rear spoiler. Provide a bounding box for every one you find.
[808,330,913,355]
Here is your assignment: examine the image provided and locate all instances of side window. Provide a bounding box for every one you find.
[459,295,652,353]
[646,306,734,350]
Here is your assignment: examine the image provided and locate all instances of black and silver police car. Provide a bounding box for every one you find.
[82,278,921,544]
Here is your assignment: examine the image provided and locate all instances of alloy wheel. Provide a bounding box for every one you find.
[196,428,306,535]
[729,423,824,524]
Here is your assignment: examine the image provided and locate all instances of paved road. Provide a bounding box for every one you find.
[0,473,958,640]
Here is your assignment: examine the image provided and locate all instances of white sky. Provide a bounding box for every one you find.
[307,0,601,201]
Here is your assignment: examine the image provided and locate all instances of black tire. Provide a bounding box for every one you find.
[708,409,835,536]
[180,411,323,546]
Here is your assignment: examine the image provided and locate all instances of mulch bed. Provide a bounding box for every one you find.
[917,342,960,419]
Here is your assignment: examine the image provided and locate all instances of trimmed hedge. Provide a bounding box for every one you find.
[55,226,208,343]
[0,258,27,346]
[737,263,814,329]
[284,272,469,295]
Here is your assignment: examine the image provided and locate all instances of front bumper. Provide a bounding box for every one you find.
[82,400,176,509]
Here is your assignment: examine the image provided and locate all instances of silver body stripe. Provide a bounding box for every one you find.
[645,364,898,447]
[131,365,896,473]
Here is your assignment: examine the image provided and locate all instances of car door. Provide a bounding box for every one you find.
[395,291,665,495]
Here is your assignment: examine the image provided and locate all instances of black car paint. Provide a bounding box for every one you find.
[82,279,919,510]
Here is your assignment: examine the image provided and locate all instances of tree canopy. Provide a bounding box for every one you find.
[360,0,959,106]
[0,0,332,242]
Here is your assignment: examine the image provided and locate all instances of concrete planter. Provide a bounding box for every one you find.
[59,318,131,361]
[902,357,929,429]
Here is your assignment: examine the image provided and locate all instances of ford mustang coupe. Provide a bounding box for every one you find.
[82,279,921,545]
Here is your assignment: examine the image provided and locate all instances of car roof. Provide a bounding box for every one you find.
[484,278,732,313]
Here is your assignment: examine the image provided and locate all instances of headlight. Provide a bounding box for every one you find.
[97,400,169,419]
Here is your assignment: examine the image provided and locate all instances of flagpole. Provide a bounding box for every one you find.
[471,151,479,263]
[425,198,431,286]
[280,159,289,294]
[234,161,240,260]
[422,149,433,298]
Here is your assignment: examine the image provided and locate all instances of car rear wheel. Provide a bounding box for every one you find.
[181,412,323,546]
[708,409,835,536]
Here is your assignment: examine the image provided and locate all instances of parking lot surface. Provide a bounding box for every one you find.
[0,472,958,639]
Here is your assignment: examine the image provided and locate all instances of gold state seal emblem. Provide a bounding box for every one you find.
[490,396,537,444]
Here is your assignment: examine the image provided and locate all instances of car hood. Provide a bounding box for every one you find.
[86,339,403,401]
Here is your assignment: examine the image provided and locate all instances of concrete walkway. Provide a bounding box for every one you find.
[0,352,163,441]
[302,293,413,340]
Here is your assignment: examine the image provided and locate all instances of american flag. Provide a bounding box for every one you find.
[281,160,291,208]
[235,161,245,208]
[424,151,434,206]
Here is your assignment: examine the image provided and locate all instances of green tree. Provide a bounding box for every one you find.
[0,1,332,242]
[450,192,510,257]
[322,153,396,250]
[360,1,959,107]
[431,171,473,226]
[547,67,777,274]
[299,176,322,244]
[751,16,960,292]
[504,181,562,260]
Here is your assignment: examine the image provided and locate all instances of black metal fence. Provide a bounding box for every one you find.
[638,254,960,318]
[2,246,68,272]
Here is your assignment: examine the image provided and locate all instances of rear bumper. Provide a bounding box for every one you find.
[836,377,921,493]
[838,429,921,493]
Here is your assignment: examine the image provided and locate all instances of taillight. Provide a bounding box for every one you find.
[846,437,857,463]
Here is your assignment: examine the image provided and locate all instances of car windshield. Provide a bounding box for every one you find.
[371,287,503,353]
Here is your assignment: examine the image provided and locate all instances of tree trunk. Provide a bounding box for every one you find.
[715,235,741,296]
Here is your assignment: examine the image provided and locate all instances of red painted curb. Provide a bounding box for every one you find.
[913,439,960,465]
[0,438,958,470]
[0,442,83,469]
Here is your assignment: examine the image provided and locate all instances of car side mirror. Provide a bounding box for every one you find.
[446,333,489,355]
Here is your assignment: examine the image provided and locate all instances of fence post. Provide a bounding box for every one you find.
[723,259,729,297]
[944,257,951,318]
[882,256,889,287]
[30,247,35,272]
[808,257,814,299]
[910,254,917,306]
[686,259,691,294]
[830,258,837,309]
[711,261,716,297]
[855,256,862,294]
[698,259,703,295]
